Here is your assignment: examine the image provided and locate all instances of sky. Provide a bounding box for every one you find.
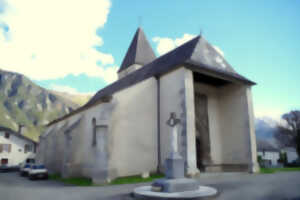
[0,0,299,120]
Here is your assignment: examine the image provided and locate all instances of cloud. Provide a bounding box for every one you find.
[50,84,79,94]
[153,34,225,59]
[0,0,118,83]
[49,84,95,96]
[0,0,7,14]
[153,34,196,55]
[254,109,284,121]
[174,34,196,47]
[152,37,176,55]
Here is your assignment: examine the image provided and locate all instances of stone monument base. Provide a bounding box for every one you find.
[152,178,198,193]
[134,185,218,200]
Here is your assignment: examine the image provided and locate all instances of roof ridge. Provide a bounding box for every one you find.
[46,33,255,127]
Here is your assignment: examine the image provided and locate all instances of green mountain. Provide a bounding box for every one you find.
[0,69,88,141]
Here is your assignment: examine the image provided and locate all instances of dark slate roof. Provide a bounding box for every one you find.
[0,126,37,144]
[257,140,279,152]
[47,35,255,126]
[118,27,156,73]
[86,35,255,106]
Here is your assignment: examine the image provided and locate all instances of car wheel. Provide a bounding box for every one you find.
[29,175,35,180]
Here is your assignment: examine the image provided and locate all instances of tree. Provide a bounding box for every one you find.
[275,110,300,157]
[278,151,287,166]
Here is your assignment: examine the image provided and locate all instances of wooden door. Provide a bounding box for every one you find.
[194,93,211,170]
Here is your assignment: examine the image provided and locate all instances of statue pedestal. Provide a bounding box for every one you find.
[133,112,218,199]
[152,178,198,193]
[165,152,184,179]
[152,152,198,193]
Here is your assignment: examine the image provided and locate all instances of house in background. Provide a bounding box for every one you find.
[0,125,37,168]
[37,27,258,184]
[282,147,299,164]
[257,140,280,167]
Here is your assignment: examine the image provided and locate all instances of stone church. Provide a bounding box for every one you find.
[37,28,259,183]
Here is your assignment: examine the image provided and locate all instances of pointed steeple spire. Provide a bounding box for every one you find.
[118,27,156,73]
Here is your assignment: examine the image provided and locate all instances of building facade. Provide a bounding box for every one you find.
[257,140,281,167]
[0,126,37,167]
[37,28,259,183]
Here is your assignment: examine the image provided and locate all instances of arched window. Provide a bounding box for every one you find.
[92,118,97,146]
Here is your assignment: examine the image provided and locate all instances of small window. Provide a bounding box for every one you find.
[4,132,10,139]
[92,118,97,146]
[26,158,35,163]
[1,158,8,165]
[24,144,32,153]
[2,144,11,153]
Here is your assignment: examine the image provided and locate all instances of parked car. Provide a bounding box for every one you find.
[28,164,48,180]
[19,158,35,176]
[20,163,33,176]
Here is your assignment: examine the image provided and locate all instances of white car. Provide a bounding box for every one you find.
[28,164,48,180]
[20,163,33,176]
[19,158,35,176]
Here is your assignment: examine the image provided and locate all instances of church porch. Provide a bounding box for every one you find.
[192,71,257,173]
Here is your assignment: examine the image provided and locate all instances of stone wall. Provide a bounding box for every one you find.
[37,76,158,183]
[193,77,258,173]
[217,84,258,172]
[159,67,199,177]
[108,77,158,179]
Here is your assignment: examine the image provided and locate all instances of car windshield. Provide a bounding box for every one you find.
[26,158,35,163]
[37,165,45,169]
[32,165,45,169]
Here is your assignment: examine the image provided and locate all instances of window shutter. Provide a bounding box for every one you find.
[0,144,3,153]
[24,144,27,153]
[8,144,11,153]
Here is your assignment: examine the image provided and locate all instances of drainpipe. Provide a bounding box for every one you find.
[155,76,161,173]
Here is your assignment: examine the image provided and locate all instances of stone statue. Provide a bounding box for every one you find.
[166,112,180,154]
[133,112,218,198]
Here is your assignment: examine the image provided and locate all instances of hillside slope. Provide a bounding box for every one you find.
[0,69,86,141]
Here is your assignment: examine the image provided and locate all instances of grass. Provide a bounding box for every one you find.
[260,167,300,174]
[49,174,93,186]
[109,173,164,185]
[49,173,164,186]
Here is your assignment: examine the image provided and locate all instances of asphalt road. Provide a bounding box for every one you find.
[0,171,300,200]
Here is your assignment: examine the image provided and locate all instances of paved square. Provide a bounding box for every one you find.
[1,172,300,200]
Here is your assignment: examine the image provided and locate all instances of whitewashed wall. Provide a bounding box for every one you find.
[108,77,158,179]
[37,76,158,183]
[0,131,35,166]
[159,67,199,176]
[283,148,299,163]
[258,151,280,166]
[218,84,258,172]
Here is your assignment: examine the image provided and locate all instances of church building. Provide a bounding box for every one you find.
[36,28,259,183]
